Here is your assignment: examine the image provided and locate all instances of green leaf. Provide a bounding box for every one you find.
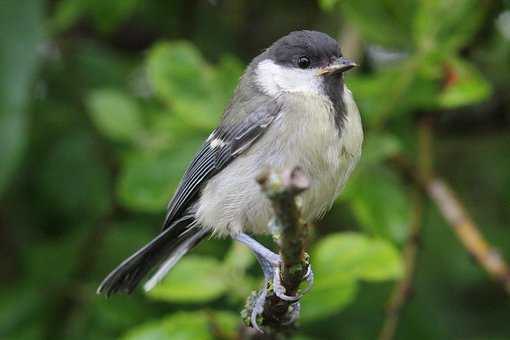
[146,41,210,103]
[207,311,239,339]
[147,256,227,303]
[0,0,43,196]
[213,55,244,102]
[313,232,403,282]
[340,0,416,48]
[360,133,402,165]
[87,89,144,142]
[117,138,202,212]
[172,99,221,130]
[146,42,231,130]
[222,243,258,301]
[123,311,238,340]
[344,165,411,243]
[53,0,141,33]
[414,0,484,52]
[51,0,86,32]
[356,238,404,281]
[123,312,210,340]
[301,274,357,321]
[348,60,439,126]
[347,69,412,126]
[301,232,402,320]
[438,58,492,108]
[224,242,255,272]
[318,0,341,12]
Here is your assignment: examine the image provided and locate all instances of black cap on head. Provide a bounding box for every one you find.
[267,30,341,69]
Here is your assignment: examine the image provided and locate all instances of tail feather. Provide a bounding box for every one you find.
[143,227,208,291]
[97,217,208,296]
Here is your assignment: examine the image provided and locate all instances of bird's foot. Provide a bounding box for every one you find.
[272,260,314,302]
[246,285,267,332]
[247,250,313,331]
[235,233,313,331]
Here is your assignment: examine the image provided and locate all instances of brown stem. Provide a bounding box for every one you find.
[242,167,310,335]
[392,156,510,295]
[259,168,309,297]
[427,179,510,293]
[378,119,430,340]
[378,192,422,340]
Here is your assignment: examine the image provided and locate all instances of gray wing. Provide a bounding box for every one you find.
[162,98,282,230]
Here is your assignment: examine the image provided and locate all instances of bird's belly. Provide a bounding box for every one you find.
[196,91,362,236]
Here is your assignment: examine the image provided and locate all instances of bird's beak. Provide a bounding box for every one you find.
[317,57,358,76]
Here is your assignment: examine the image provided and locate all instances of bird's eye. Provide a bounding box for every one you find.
[297,56,311,69]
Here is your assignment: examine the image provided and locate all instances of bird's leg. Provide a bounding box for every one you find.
[235,232,280,277]
[235,232,313,298]
[235,233,313,330]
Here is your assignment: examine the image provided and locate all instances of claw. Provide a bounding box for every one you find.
[300,264,314,295]
[247,287,301,332]
[246,263,311,331]
[273,266,300,301]
[250,288,267,333]
[272,264,314,301]
[282,302,301,326]
[235,233,314,331]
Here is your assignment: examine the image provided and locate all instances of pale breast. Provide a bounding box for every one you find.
[196,87,363,236]
[268,88,363,222]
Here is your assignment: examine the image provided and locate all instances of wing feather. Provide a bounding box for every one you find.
[162,100,282,229]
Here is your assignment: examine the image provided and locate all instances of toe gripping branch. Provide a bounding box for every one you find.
[242,167,313,334]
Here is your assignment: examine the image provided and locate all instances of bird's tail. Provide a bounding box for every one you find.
[97,216,209,296]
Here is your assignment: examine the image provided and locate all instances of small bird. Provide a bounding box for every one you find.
[98,30,363,311]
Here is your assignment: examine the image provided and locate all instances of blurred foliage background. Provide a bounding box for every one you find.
[1,0,509,339]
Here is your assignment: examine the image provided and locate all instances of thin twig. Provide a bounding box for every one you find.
[242,167,311,335]
[392,156,510,295]
[378,193,422,340]
[427,179,510,293]
[378,120,431,340]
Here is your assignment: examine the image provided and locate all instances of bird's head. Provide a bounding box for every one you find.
[252,30,357,97]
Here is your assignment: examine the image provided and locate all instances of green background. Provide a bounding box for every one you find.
[1,0,509,339]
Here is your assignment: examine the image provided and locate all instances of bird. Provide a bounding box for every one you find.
[97,30,363,320]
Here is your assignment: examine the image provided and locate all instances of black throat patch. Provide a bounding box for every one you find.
[323,75,347,135]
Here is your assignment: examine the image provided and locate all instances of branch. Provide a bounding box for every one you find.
[258,167,310,297]
[378,119,430,340]
[381,118,510,339]
[427,179,510,293]
[242,167,311,335]
[392,156,510,295]
[378,192,423,340]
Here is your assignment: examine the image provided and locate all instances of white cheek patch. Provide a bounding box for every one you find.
[255,59,323,97]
